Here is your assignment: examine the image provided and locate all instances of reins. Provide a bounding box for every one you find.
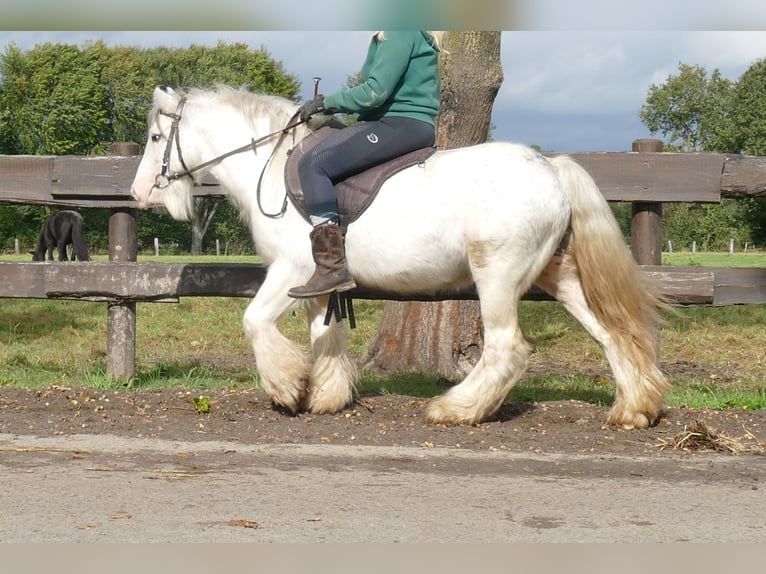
[155,96,305,218]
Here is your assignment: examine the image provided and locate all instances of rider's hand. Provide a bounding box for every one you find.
[297,95,327,122]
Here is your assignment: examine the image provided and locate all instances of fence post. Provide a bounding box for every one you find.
[630,139,665,364]
[107,142,140,379]
[630,139,664,265]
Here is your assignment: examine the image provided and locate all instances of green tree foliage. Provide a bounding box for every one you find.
[729,59,766,244]
[0,204,48,251]
[640,61,766,248]
[0,40,300,254]
[730,58,766,156]
[640,63,735,153]
[662,201,751,251]
[1,42,109,155]
[213,201,255,254]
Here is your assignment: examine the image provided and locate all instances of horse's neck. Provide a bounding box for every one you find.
[179,94,305,234]
[208,116,309,228]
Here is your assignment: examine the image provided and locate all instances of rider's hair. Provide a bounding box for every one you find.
[373,31,447,52]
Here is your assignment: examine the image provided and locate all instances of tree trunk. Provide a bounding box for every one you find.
[435,32,503,148]
[364,32,504,380]
[190,197,219,255]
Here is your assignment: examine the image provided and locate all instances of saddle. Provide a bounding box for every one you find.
[284,124,437,232]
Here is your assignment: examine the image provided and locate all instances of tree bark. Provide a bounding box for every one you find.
[191,197,218,255]
[364,32,503,380]
[435,32,503,148]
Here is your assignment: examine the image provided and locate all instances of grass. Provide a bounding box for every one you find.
[1,251,765,411]
[662,250,766,268]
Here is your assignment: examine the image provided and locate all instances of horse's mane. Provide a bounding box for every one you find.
[151,85,298,133]
[147,85,303,222]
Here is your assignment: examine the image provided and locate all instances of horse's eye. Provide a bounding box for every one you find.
[151,134,162,143]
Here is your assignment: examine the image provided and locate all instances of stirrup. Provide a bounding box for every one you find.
[323,291,356,329]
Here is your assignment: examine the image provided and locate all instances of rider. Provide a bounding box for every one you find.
[287,30,445,299]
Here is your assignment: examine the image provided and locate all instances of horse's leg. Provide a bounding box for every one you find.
[242,262,311,413]
[534,254,669,429]
[57,221,73,261]
[428,309,531,426]
[65,226,76,261]
[57,241,69,261]
[302,297,358,414]
[426,256,534,426]
[44,232,55,261]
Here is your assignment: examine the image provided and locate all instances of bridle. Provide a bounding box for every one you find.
[154,95,305,218]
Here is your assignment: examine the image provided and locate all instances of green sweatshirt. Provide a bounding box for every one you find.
[324,31,440,125]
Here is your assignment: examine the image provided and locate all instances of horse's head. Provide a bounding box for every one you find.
[131,84,307,223]
[131,86,196,221]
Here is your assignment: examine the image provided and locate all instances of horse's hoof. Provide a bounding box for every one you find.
[606,407,653,430]
[271,401,301,416]
[307,390,354,415]
[425,397,481,426]
[267,384,308,416]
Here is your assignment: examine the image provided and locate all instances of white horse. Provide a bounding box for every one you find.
[131,85,670,429]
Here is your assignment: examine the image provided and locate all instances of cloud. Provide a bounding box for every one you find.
[523,0,766,29]
[680,32,766,75]
[498,31,766,118]
[3,29,765,151]
[499,32,658,115]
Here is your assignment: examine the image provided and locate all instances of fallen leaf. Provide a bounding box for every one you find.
[228,519,259,529]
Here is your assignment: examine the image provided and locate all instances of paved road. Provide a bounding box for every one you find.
[1,432,764,542]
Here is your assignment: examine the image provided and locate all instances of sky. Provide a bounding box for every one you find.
[2,2,766,152]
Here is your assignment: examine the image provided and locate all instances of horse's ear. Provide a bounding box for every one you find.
[154,86,178,106]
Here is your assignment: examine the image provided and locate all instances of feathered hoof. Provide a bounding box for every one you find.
[606,405,657,430]
[305,377,356,415]
[268,381,308,415]
[425,396,484,426]
[307,392,354,415]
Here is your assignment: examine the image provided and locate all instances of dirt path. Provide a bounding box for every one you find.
[2,386,764,542]
[1,386,764,457]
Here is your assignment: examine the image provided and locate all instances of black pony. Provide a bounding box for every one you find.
[31,210,91,261]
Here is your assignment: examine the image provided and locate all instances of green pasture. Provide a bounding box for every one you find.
[1,251,764,411]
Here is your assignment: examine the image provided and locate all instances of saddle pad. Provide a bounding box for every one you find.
[284,125,436,231]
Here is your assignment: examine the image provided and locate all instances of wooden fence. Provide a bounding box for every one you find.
[2,139,766,379]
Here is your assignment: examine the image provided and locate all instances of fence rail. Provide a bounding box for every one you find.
[2,139,765,378]
[2,147,765,207]
[2,261,765,307]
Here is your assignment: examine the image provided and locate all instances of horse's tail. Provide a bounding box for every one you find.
[549,155,670,407]
[70,215,91,261]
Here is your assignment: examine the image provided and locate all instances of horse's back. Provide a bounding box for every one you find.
[356,140,569,232]
[344,140,571,292]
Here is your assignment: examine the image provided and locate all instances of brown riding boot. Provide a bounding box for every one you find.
[288,223,357,298]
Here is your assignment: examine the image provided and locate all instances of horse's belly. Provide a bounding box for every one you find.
[346,226,472,293]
